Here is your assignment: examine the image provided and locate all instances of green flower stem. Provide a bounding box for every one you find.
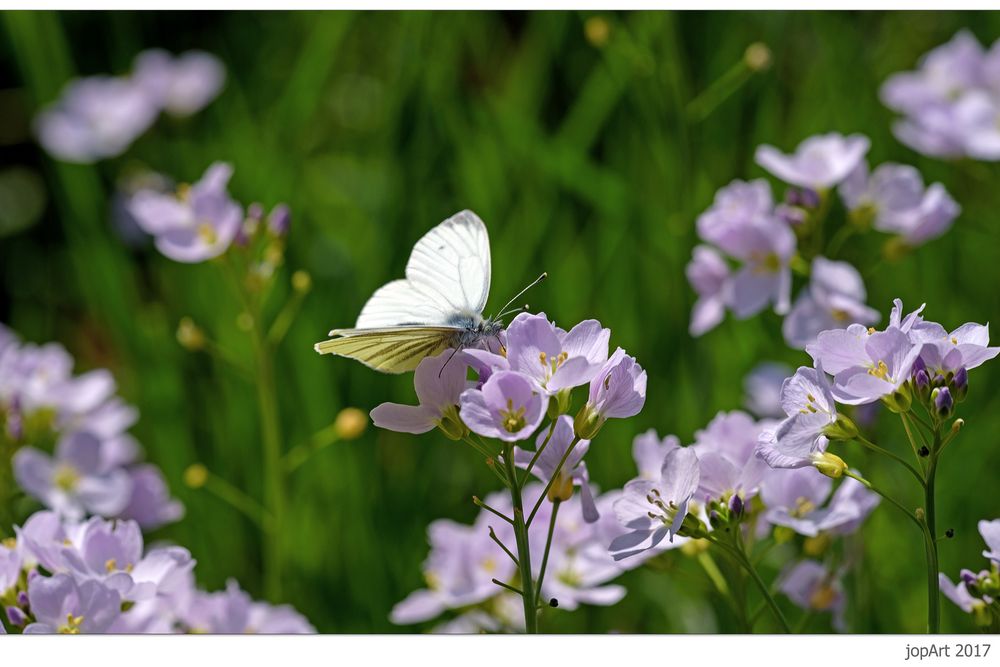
[924,430,942,634]
[201,470,273,529]
[534,498,561,601]
[221,257,286,601]
[527,436,581,526]
[855,433,924,484]
[284,422,341,473]
[844,472,923,532]
[523,420,557,484]
[709,534,791,633]
[899,413,929,467]
[503,444,538,633]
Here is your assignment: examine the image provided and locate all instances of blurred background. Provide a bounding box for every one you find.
[1,11,999,633]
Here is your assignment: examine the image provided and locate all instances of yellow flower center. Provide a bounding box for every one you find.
[176,183,191,202]
[104,558,134,573]
[645,487,679,525]
[809,584,838,611]
[197,223,217,244]
[538,351,569,384]
[1,537,15,550]
[790,496,816,518]
[751,251,781,274]
[53,464,80,492]
[831,309,850,323]
[480,557,496,573]
[58,613,84,634]
[868,360,892,382]
[500,399,526,433]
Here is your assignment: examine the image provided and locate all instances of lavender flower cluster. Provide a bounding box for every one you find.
[1,325,180,527]
[0,326,314,634]
[124,161,290,265]
[939,519,1000,628]
[374,312,884,631]
[882,30,1000,161]
[758,299,997,471]
[36,49,225,164]
[688,132,959,348]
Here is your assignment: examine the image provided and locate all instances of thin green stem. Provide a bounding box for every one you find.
[201,471,273,529]
[527,436,581,526]
[709,534,791,633]
[534,499,561,601]
[488,526,519,567]
[284,422,340,473]
[851,474,923,531]
[491,578,524,596]
[222,257,286,601]
[473,496,514,525]
[900,413,930,466]
[924,430,941,634]
[522,420,557,487]
[503,445,538,634]
[855,433,924,485]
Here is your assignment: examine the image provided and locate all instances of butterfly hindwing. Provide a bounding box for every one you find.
[313,327,456,374]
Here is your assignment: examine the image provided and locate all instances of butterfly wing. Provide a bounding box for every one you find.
[356,210,491,328]
[313,327,456,374]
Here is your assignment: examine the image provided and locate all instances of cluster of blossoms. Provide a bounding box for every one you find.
[882,30,1000,161]
[688,132,959,349]
[126,161,291,266]
[608,412,878,631]
[757,299,997,473]
[0,511,313,634]
[0,326,314,634]
[940,519,1000,630]
[372,312,646,631]
[35,49,225,164]
[0,325,181,528]
[390,482,627,632]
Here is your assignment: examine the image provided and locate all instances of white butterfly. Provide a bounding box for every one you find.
[315,210,541,374]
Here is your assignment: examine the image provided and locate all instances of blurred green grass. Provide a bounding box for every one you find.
[1,10,999,632]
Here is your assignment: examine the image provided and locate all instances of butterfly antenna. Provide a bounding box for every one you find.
[497,303,530,320]
[493,272,547,320]
[439,345,464,378]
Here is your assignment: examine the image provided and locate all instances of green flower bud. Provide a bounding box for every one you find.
[881,383,912,414]
[823,414,859,441]
[812,452,848,479]
[437,405,468,441]
[573,404,604,440]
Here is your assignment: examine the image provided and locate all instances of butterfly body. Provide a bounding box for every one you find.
[315,210,504,373]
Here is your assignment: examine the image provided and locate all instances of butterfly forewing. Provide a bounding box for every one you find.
[313,327,455,374]
[355,210,491,329]
[317,210,493,373]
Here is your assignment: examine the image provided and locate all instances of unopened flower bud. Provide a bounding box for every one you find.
[952,366,968,402]
[823,414,859,441]
[437,405,468,441]
[812,452,848,479]
[803,533,831,557]
[183,463,208,489]
[267,204,291,237]
[334,407,367,440]
[679,512,708,539]
[176,317,206,351]
[932,386,953,419]
[6,605,26,627]
[547,472,575,503]
[584,16,610,47]
[573,404,604,440]
[881,383,911,414]
[728,493,745,520]
[744,42,771,71]
[914,369,930,399]
[292,270,312,293]
[950,418,964,437]
[16,591,28,608]
[960,569,979,588]
[972,601,991,628]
